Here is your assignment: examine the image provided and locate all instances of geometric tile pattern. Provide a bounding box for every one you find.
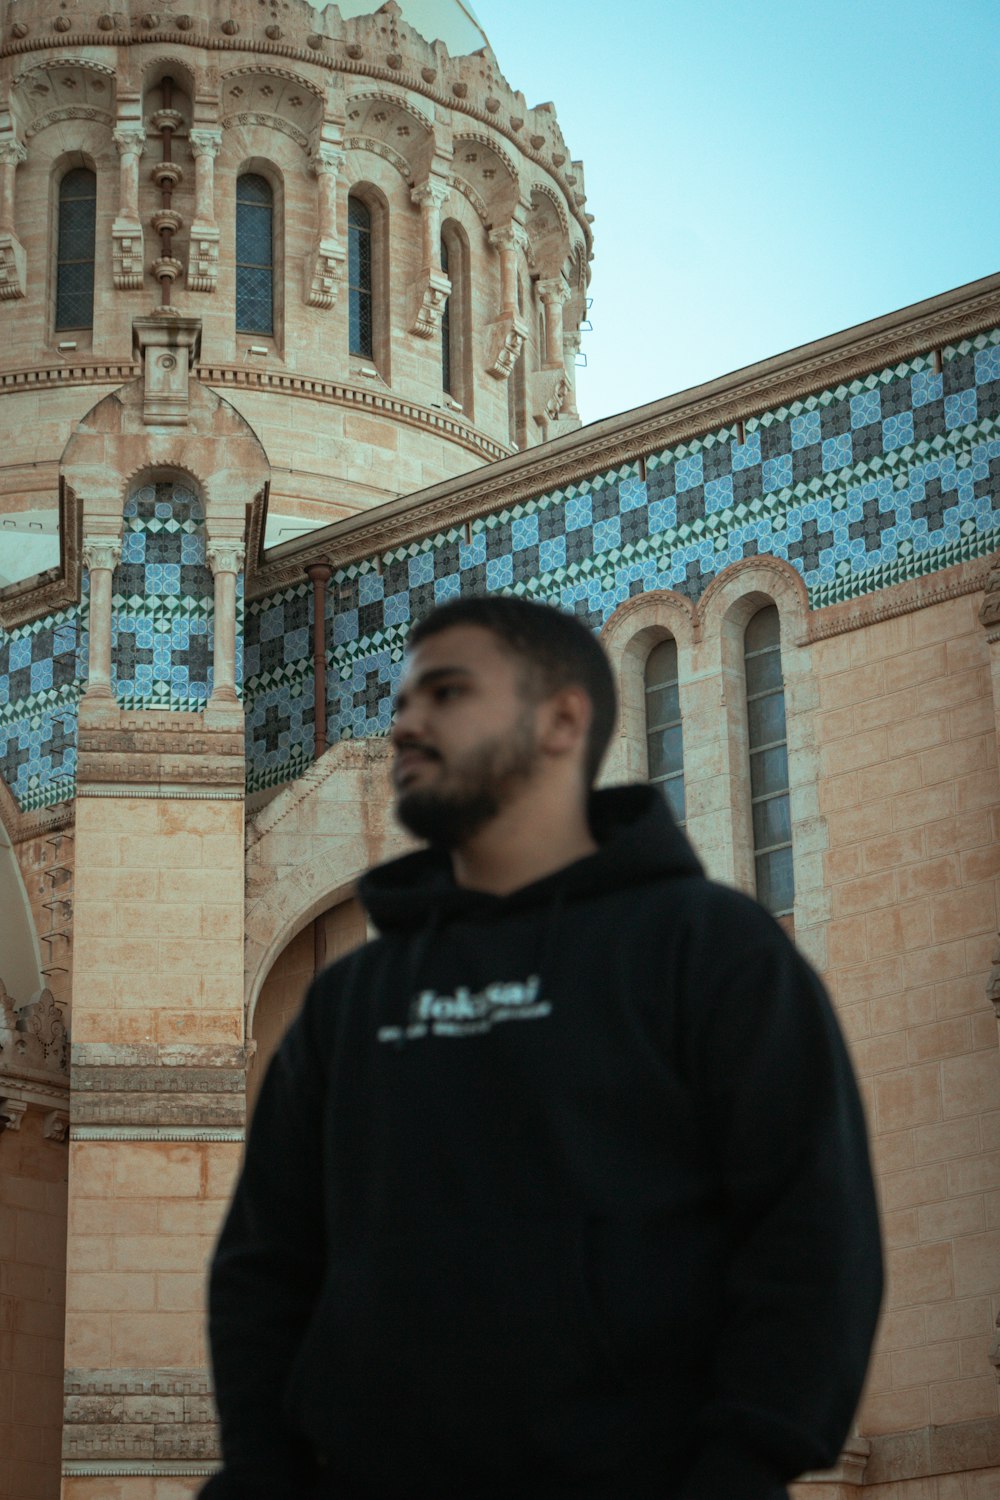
[243,582,313,793]
[112,482,214,712]
[245,329,1000,788]
[4,330,1000,808]
[0,593,86,810]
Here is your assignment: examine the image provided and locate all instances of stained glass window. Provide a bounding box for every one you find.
[441,233,452,394]
[348,195,373,358]
[236,174,274,335]
[645,636,685,825]
[55,168,96,331]
[745,605,794,915]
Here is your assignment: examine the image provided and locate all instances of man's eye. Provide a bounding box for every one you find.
[434,683,463,701]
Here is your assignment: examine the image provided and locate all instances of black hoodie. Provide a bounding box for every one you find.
[204,785,882,1500]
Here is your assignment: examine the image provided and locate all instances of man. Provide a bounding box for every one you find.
[204,595,883,1500]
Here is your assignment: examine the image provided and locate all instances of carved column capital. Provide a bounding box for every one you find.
[489,222,529,256]
[411,176,451,212]
[82,537,122,574]
[189,129,222,161]
[310,145,344,178]
[538,276,570,306]
[0,139,27,168]
[206,542,246,577]
[113,127,147,159]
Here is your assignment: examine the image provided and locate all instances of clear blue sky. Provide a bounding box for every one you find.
[480,0,1000,427]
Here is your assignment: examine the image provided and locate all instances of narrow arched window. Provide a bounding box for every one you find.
[55,168,96,331]
[645,637,685,825]
[440,232,452,395]
[744,605,794,915]
[348,195,373,357]
[236,173,274,335]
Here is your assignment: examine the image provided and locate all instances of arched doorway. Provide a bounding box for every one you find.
[247,896,367,1115]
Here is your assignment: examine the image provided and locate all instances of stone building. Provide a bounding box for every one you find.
[0,0,999,1497]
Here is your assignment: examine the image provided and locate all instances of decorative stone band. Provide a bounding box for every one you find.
[63,1366,221,1467]
[71,1060,247,1131]
[71,1127,245,1141]
[63,1465,218,1478]
[76,704,246,792]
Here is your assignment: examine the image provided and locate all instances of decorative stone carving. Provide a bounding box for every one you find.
[206,542,246,578]
[43,1109,69,1141]
[988,938,1000,1020]
[978,551,1000,637]
[538,275,570,368]
[132,315,202,425]
[207,542,245,705]
[486,222,528,380]
[487,316,527,380]
[81,537,121,576]
[409,177,452,338]
[0,231,26,301]
[0,981,69,1076]
[0,1098,27,1132]
[304,146,345,311]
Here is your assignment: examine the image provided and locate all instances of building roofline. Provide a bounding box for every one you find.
[250,269,1000,594]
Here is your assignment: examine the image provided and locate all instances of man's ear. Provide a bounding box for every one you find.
[538,684,593,760]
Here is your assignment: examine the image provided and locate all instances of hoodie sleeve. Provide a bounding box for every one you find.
[199,978,330,1500]
[680,917,883,1500]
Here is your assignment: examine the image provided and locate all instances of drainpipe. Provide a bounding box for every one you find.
[307,562,332,977]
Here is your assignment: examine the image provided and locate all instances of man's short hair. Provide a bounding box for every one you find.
[407,594,617,784]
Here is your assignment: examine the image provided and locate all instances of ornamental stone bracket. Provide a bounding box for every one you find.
[486,313,527,380]
[111,221,145,291]
[188,226,220,295]
[132,315,202,425]
[535,369,572,425]
[0,229,26,300]
[304,237,346,311]
[410,267,452,339]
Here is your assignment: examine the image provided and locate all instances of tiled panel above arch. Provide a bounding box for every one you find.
[112,483,214,713]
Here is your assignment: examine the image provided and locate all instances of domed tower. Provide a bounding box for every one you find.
[0,0,591,547]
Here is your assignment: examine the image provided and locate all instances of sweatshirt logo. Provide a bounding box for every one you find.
[377,976,550,1043]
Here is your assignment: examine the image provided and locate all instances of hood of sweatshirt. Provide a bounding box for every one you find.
[357,783,703,932]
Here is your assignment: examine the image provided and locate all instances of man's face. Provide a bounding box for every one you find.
[391,625,541,848]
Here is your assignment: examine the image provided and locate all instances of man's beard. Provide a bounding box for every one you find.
[394,709,539,850]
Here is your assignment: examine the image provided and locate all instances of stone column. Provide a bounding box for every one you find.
[538,277,570,369]
[304,146,346,310]
[111,127,146,291]
[82,538,121,701]
[188,129,222,293]
[489,222,527,319]
[0,138,27,300]
[486,221,528,379]
[207,542,245,705]
[409,177,452,338]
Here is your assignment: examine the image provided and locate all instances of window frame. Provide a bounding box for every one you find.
[54,165,97,334]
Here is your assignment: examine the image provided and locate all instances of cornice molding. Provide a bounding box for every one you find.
[198,362,510,465]
[252,275,1000,592]
[0,773,73,843]
[806,558,991,641]
[0,360,138,392]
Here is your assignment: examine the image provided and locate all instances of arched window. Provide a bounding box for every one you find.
[55,168,96,331]
[236,173,274,335]
[744,604,794,915]
[441,232,452,395]
[644,636,685,825]
[348,195,373,358]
